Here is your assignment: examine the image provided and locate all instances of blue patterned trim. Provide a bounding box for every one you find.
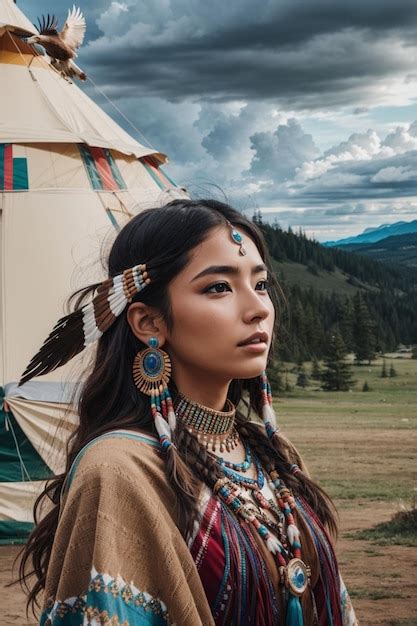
[40,568,169,625]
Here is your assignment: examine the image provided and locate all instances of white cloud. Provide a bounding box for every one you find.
[382,122,417,154]
[371,166,416,182]
[97,2,129,35]
[247,119,319,183]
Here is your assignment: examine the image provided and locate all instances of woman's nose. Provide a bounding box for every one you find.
[242,289,272,323]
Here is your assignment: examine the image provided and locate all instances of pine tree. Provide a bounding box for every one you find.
[296,364,309,388]
[389,362,397,378]
[381,359,388,378]
[311,357,322,380]
[321,331,355,391]
[352,292,377,365]
[268,360,285,394]
[362,380,370,392]
[284,370,292,393]
[340,297,354,352]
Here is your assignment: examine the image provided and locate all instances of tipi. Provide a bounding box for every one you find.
[0,0,185,543]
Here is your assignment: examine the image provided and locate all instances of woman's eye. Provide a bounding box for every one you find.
[257,279,270,291]
[205,282,231,294]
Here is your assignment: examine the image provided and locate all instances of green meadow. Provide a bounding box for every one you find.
[274,356,417,503]
[274,356,417,623]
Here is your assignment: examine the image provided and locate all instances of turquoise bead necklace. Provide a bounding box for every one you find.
[215,441,252,473]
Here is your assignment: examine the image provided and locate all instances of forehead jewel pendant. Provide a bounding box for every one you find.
[226,220,246,256]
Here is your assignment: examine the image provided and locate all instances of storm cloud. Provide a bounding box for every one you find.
[19,0,417,239]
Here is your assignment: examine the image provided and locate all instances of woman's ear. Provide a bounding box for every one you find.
[126,302,168,346]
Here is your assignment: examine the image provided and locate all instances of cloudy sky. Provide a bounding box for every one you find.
[19,0,417,241]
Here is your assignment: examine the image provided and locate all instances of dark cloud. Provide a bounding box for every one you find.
[20,0,417,106]
[18,1,417,238]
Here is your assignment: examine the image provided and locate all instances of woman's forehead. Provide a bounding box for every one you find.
[182,227,263,279]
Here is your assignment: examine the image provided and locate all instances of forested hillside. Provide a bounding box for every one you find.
[337,232,417,268]
[254,216,417,362]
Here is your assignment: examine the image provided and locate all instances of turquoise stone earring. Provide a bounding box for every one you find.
[132,336,171,396]
[132,337,177,448]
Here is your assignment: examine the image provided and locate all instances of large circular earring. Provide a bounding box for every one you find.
[133,336,171,395]
[132,337,177,444]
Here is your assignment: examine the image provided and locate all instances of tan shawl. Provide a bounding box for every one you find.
[43,431,215,625]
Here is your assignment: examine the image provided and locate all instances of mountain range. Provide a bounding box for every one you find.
[334,232,417,268]
[323,219,417,247]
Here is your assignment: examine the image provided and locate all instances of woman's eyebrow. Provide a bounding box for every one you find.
[191,263,267,282]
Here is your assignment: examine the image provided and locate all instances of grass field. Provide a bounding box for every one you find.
[276,355,417,625]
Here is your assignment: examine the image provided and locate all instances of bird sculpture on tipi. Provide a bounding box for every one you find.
[26,5,87,81]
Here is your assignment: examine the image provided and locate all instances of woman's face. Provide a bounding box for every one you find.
[164,225,275,384]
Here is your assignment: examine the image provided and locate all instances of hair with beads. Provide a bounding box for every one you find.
[17,199,337,616]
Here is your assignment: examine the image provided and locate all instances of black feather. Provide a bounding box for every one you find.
[18,309,85,386]
[37,13,59,36]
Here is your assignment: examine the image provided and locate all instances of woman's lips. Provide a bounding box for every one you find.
[237,341,268,352]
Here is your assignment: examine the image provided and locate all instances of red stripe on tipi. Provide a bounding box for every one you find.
[89,147,117,191]
[143,156,168,186]
[4,145,13,190]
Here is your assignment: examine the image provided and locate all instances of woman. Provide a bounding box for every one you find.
[18,199,357,625]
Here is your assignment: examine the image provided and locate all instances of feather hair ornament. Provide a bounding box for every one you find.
[18,264,150,387]
[260,371,280,439]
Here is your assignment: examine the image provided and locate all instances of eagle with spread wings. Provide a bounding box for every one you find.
[27,6,87,81]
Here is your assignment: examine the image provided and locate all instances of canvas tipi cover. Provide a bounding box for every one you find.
[0,0,186,543]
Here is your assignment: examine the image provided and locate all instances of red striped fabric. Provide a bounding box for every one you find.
[143,156,171,188]
[89,147,118,191]
[3,144,13,191]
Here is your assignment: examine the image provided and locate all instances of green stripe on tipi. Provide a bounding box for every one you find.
[12,157,29,190]
[79,145,103,190]
[0,521,34,545]
[159,166,177,187]
[105,149,126,190]
[0,396,52,483]
[142,160,165,190]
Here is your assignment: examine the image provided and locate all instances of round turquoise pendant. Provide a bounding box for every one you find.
[286,558,309,596]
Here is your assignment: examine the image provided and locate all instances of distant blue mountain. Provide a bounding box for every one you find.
[323,219,417,247]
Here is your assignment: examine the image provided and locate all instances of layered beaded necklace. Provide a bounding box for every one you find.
[174,391,310,624]
[213,468,311,620]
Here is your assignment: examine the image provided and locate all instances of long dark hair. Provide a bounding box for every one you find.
[17,198,337,616]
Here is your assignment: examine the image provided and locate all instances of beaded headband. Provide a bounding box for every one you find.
[18,264,150,386]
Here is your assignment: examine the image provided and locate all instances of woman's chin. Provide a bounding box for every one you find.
[232,362,268,380]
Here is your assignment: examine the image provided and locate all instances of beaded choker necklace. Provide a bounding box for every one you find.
[174,393,238,452]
